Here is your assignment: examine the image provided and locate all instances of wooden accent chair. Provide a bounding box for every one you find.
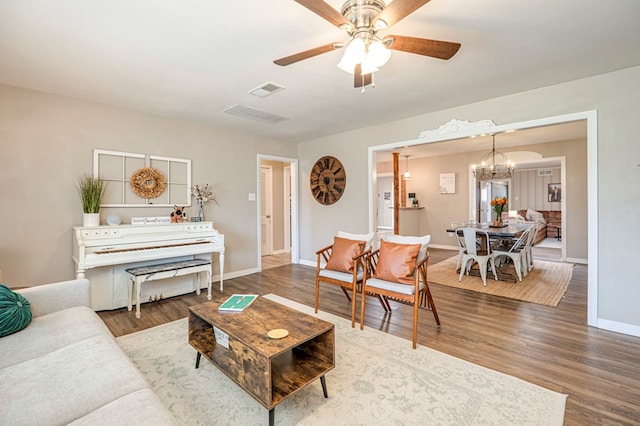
[360,240,440,349]
[315,234,389,328]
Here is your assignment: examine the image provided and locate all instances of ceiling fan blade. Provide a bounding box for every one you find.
[294,0,352,29]
[374,0,431,28]
[385,35,461,60]
[274,42,341,66]
[353,64,373,88]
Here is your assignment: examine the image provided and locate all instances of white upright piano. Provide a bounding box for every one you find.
[73,222,224,311]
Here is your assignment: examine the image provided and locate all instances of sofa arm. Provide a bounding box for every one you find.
[16,279,91,318]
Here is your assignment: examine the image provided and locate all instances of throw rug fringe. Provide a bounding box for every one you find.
[117,294,567,425]
[428,256,574,306]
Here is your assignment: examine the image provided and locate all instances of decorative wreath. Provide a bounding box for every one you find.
[130,167,166,199]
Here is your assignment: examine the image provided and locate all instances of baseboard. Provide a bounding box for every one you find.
[299,259,316,268]
[565,257,588,265]
[428,244,459,251]
[195,267,260,290]
[596,318,640,338]
[271,249,290,255]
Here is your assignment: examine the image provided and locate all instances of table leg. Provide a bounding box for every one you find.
[195,352,201,369]
[320,375,328,398]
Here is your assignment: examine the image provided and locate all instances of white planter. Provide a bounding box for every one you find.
[83,213,100,227]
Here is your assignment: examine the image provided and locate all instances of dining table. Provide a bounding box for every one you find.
[447,222,533,283]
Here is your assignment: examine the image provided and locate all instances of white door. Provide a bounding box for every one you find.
[377,175,394,230]
[260,165,273,255]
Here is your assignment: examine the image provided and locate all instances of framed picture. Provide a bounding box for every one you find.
[548,183,562,202]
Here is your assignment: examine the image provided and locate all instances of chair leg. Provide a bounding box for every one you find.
[340,286,352,302]
[412,296,419,349]
[423,284,440,326]
[315,278,321,313]
[458,258,468,282]
[349,284,357,328]
[478,259,488,286]
[359,286,367,330]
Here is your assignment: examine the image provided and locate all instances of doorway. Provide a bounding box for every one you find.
[376,174,394,231]
[368,112,596,326]
[478,180,509,223]
[258,156,298,271]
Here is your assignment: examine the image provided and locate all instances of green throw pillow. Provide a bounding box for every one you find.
[0,284,32,337]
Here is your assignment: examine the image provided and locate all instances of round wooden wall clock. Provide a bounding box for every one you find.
[310,156,346,205]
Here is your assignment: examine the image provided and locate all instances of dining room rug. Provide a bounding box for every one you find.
[117,294,567,425]
[428,256,574,306]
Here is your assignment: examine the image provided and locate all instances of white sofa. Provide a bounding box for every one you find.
[0,279,176,425]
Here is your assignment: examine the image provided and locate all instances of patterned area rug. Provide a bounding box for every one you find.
[428,257,574,306]
[117,294,566,425]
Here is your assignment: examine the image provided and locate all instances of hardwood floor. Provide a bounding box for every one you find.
[98,249,640,425]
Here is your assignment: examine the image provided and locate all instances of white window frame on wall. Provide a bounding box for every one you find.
[93,149,192,207]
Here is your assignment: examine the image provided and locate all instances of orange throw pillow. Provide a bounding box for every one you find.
[374,240,421,284]
[325,236,366,273]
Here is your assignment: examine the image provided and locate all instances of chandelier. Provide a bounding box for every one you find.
[472,134,515,180]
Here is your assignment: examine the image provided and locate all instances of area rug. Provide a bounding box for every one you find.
[117,294,566,425]
[428,256,574,306]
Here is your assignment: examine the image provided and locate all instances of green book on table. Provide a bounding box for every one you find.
[218,294,258,312]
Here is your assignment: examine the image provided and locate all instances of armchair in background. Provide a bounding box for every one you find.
[360,239,440,349]
[315,232,388,328]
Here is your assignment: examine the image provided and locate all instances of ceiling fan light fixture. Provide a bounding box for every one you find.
[337,36,391,75]
[337,37,366,74]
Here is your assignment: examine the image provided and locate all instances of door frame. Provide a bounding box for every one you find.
[368,111,598,327]
[257,154,299,270]
[260,164,274,256]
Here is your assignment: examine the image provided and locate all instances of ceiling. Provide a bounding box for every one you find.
[1,1,639,143]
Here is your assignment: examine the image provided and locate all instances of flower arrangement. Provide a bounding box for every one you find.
[490,197,508,220]
[191,184,218,220]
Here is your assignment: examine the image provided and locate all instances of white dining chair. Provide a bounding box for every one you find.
[492,225,535,282]
[455,228,498,286]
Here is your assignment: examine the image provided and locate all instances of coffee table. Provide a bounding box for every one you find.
[188,297,335,425]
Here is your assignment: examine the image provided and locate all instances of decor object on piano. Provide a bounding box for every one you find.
[491,197,508,226]
[76,173,106,227]
[130,167,166,200]
[170,205,186,223]
[106,214,122,226]
[192,184,218,221]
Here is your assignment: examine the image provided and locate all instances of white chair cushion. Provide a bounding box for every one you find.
[383,234,431,260]
[365,277,424,295]
[319,268,363,282]
[338,231,375,250]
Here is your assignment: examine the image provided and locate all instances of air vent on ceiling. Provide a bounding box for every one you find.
[223,104,287,124]
[248,82,285,98]
[538,169,553,176]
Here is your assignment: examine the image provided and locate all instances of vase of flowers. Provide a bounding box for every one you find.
[77,173,106,227]
[490,197,508,226]
[191,184,218,221]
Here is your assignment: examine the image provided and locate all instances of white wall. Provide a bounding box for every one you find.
[298,65,640,333]
[0,84,297,285]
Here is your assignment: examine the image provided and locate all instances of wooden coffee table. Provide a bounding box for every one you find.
[188,297,335,425]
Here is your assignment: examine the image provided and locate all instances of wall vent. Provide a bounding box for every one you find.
[223,104,287,124]
[538,169,553,176]
[248,82,285,97]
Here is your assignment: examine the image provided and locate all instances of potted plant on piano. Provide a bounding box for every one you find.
[77,173,106,227]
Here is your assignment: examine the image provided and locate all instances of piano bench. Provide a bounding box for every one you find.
[125,259,212,318]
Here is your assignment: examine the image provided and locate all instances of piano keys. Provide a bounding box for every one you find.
[73,222,224,311]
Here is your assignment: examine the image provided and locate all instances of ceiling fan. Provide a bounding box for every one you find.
[274,0,461,89]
